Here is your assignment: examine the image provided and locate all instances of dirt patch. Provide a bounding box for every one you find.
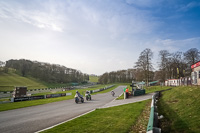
[167,99,179,104]
[130,100,151,133]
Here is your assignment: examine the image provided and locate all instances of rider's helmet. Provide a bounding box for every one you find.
[76,90,78,93]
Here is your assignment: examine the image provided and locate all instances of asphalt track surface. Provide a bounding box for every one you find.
[0,86,125,133]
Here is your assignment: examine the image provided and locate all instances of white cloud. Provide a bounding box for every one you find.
[152,37,200,52]
[125,0,161,7]
[0,1,63,32]
[178,1,200,12]
[0,0,199,75]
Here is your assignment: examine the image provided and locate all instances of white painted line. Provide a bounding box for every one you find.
[35,109,96,133]
[111,92,123,102]
[118,92,124,98]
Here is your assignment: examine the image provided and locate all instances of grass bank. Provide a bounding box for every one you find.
[0,71,81,92]
[42,100,149,133]
[89,75,99,83]
[0,72,47,91]
[145,86,174,93]
[158,86,200,133]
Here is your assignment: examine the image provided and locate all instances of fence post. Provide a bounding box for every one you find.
[11,98,14,102]
[124,92,126,99]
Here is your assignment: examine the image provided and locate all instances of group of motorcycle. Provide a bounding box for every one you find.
[75,90,115,104]
[74,90,91,104]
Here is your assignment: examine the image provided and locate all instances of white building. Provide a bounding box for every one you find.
[191,61,200,85]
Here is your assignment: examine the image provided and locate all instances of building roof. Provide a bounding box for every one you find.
[191,61,200,69]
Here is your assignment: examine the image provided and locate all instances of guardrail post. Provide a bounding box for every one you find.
[124,92,126,99]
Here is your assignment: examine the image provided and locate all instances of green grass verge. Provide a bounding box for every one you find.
[158,86,200,133]
[0,96,72,112]
[0,84,118,112]
[42,100,149,133]
[117,93,124,100]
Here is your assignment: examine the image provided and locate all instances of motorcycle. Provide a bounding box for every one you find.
[75,92,84,104]
[85,91,91,101]
[111,91,115,97]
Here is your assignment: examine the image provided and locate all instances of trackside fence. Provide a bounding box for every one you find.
[4,84,115,103]
[90,85,115,94]
[10,93,72,102]
[147,92,161,133]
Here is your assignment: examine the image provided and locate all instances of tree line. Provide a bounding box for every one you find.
[4,59,89,84]
[99,48,200,84]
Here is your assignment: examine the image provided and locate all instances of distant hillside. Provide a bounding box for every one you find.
[5,59,89,84]
[0,72,48,91]
[89,75,99,83]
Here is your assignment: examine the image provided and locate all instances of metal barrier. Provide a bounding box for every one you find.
[91,85,115,93]
[10,92,72,102]
[147,92,161,133]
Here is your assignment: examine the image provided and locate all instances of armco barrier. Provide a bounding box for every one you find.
[46,93,66,98]
[91,85,115,93]
[11,92,72,102]
[12,95,45,102]
[147,92,161,133]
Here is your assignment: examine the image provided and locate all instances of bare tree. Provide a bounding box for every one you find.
[184,48,200,65]
[158,50,170,82]
[184,48,200,76]
[166,52,187,79]
[135,48,153,86]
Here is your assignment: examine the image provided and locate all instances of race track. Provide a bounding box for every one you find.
[0,86,125,133]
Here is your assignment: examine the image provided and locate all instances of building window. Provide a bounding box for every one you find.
[194,72,197,84]
[199,71,200,78]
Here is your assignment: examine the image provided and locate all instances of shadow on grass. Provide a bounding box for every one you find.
[158,95,194,133]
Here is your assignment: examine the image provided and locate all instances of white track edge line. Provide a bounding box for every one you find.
[35,109,95,133]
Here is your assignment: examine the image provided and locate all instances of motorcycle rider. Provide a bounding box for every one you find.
[85,90,90,95]
[111,91,115,97]
[85,90,91,100]
[75,90,83,98]
[75,90,84,103]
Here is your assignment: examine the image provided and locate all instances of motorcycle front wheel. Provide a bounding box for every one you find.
[75,97,79,104]
[81,98,84,103]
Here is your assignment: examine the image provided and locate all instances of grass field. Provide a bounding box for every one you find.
[0,72,47,91]
[42,100,149,133]
[89,75,99,82]
[0,84,118,112]
[0,72,80,91]
[158,86,200,133]
[145,86,174,93]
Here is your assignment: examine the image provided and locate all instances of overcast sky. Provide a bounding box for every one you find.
[0,0,200,75]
